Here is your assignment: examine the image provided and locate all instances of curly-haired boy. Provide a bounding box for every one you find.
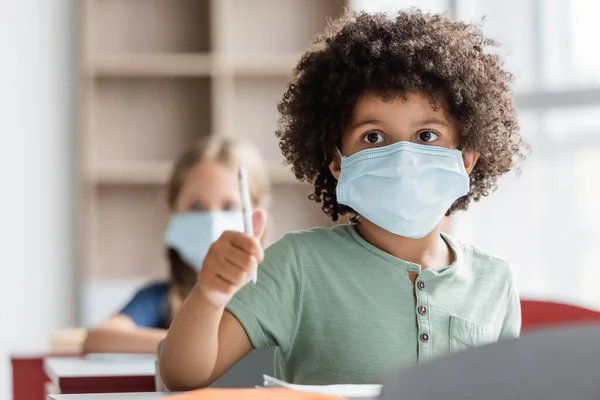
[161,9,529,390]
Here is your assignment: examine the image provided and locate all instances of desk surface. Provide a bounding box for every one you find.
[44,354,157,380]
[48,392,178,400]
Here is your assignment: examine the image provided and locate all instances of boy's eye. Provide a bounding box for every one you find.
[362,132,385,144]
[417,130,439,143]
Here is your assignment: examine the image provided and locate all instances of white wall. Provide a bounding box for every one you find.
[0,0,75,398]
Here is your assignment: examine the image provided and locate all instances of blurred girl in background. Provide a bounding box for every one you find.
[83,137,270,354]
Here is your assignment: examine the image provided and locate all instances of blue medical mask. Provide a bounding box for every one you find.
[336,141,469,239]
[164,211,244,271]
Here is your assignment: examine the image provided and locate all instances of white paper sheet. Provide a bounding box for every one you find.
[262,375,382,399]
[85,353,157,361]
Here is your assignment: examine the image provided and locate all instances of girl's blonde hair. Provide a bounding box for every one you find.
[165,136,271,321]
[167,136,271,210]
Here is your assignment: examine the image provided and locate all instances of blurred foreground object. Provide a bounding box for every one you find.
[381,324,600,400]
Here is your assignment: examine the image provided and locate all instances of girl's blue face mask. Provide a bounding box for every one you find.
[336,141,469,239]
[164,211,244,271]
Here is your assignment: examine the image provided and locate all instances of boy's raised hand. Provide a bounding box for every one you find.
[196,209,267,308]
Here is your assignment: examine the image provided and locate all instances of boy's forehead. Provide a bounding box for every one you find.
[351,92,449,121]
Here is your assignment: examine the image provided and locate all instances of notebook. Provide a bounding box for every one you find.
[261,375,382,400]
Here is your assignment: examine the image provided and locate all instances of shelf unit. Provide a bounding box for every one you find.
[75,0,347,301]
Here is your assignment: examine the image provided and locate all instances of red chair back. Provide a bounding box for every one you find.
[521,299,600,332]
[12,353,79,400]
[11,356,48,400]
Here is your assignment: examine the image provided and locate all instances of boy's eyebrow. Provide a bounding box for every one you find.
[413,117,450,127]
[350,117,450,130]
[349,119,383,129]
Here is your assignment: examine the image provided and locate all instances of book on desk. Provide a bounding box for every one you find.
[44,353,158,395]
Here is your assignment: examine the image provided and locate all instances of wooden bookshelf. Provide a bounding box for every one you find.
[90,54,214,77]
[88,160,297,185]
[75,0,347,294]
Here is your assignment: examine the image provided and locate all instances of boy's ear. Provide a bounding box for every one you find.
[462,150,479,174]
[328,151,342,180]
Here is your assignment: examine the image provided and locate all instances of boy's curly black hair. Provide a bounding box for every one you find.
[276,9,530,222]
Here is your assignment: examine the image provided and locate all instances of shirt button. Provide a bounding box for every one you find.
[418,305,427,315]
[420,333,430,342]
[417,281,425,290]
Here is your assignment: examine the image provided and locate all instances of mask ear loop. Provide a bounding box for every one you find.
[333,148,344,173]
[332,147,359,224]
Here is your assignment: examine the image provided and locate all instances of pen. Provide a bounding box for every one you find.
[238,167,257,284]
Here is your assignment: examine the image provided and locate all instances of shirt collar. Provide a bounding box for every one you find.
[346,224,461,276]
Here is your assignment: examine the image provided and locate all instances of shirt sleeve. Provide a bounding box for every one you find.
[226,232,301,354]
[119,282,169,329]
[499,277,521,339]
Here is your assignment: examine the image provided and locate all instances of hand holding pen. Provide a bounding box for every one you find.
[193,168,267,308]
